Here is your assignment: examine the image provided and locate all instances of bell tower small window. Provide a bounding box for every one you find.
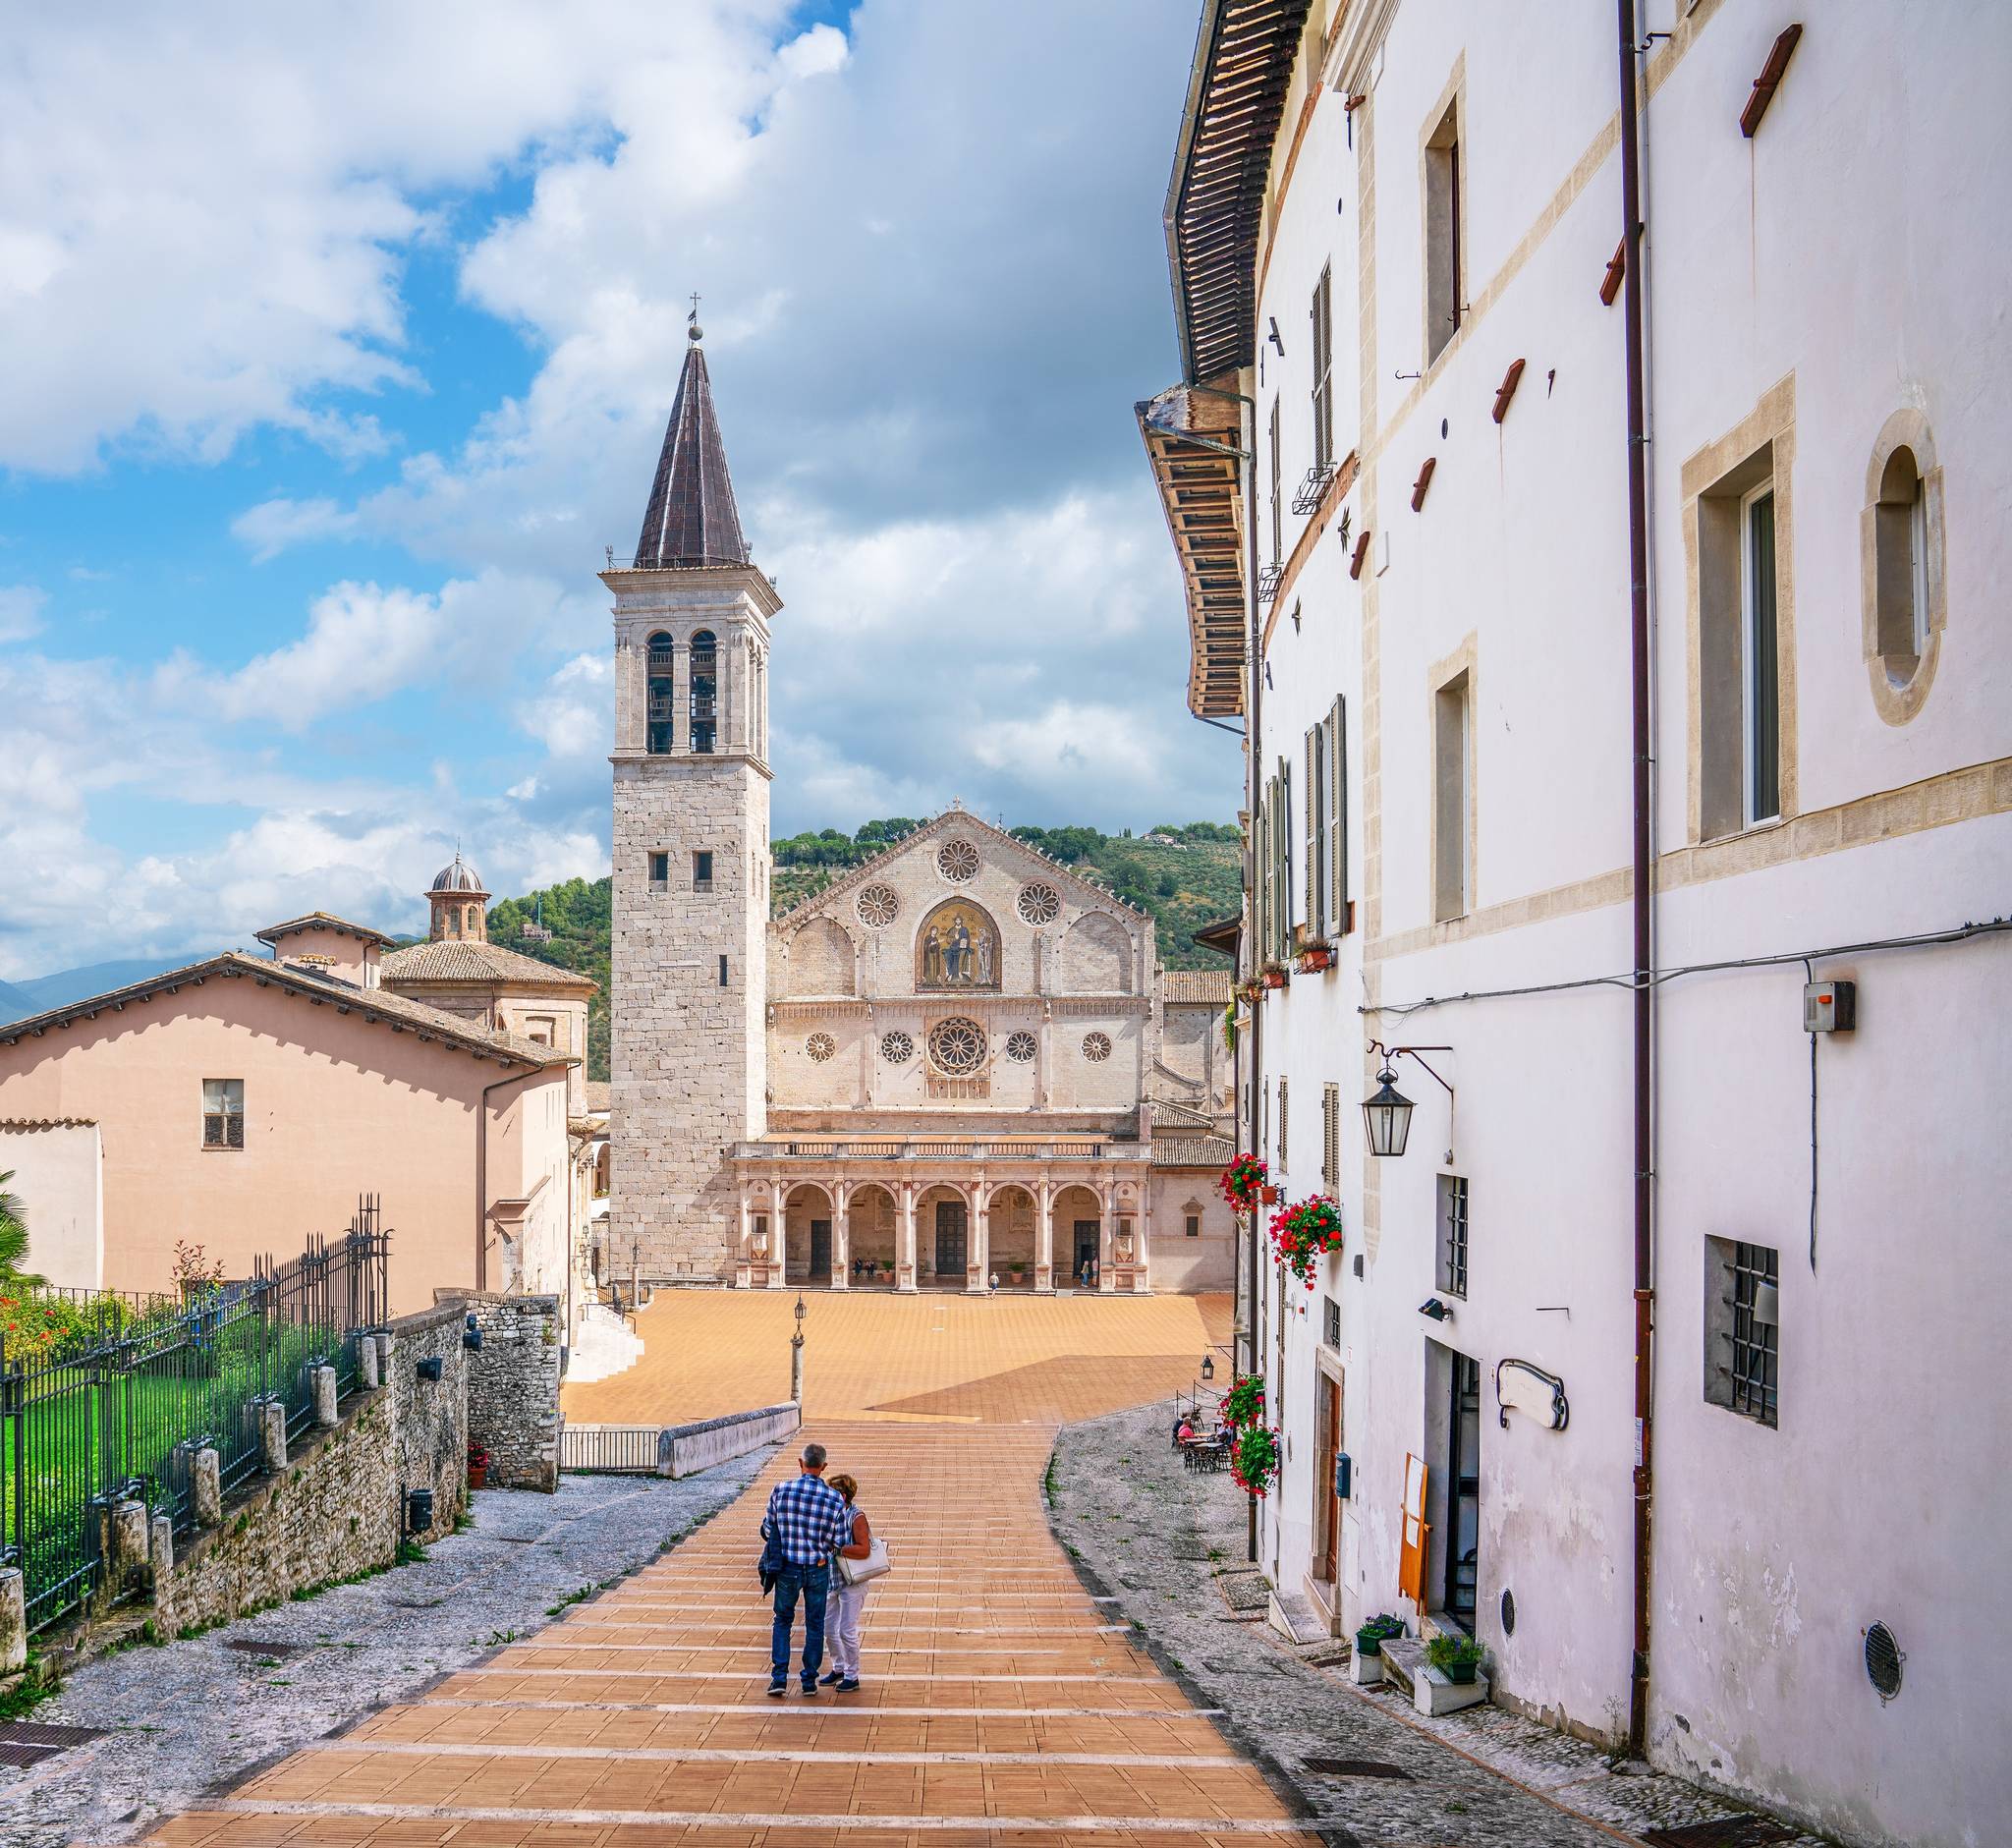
[646,632,675,755]
[690,630,718,754]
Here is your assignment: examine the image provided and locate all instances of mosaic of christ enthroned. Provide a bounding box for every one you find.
[915,898,1002,990]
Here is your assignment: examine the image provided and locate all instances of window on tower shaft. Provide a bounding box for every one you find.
[646,632,675,754]
[690,630,718,754]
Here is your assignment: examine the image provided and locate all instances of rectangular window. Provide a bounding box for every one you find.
[1327,696,1349,933]
[202,1079,245,1149]
[1305,722,1326,936]
[1321,1083,1340,1192]
[1322,1295,1341,1349]
[718,954,730,988]
[1743,488,1780,825]
[693,850,714,893]
[1277,1076,1289,1170]
[1432,669,1471,922]
[526,1016,556,1048]
[1268,395,1283,567]
[1425,101,1463,363]
[1436,1174,1469,1298]
[1705,1237,1779,1426]
[1310,266,1334,472]
[647,851,669,886]
[1185,1213,1201,1239]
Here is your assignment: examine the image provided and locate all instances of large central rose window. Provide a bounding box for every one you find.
[926,1016,986,1076]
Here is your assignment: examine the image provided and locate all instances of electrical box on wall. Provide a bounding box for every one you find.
[1804,979,1857,1033]
[1334,1451,1352,1500]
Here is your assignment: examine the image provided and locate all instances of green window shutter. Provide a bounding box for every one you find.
[1330,695,1349,933]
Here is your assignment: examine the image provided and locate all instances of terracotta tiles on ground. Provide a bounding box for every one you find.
[132,1417,1316,1848]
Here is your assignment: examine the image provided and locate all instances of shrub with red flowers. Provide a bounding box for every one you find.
[1217,1372,1265,1430]
[1218,1153,1268,1210]
[0,1289,123,1359]
[1229,1425,1281,1498]
[1268,1196,1345,1289]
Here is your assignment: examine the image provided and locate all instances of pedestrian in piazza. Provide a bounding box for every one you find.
[821,1472,875,1693]
[761,1441,851,1696]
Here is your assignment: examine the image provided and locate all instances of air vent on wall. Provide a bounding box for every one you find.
[1864,1619,1903,1703]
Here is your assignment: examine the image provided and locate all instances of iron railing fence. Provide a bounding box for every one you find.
[560,1425,660,1474]
[0,1198,390,1635]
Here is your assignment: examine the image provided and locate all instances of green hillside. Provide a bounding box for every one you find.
[490,820,1242,1084]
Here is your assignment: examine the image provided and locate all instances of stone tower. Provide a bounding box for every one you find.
[605,320,776,1282]
[426,851,489,942]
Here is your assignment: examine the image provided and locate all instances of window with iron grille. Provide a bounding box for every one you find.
[1322,1294,1340,1348]
[1321,1083,1340,1192]
[1436,1174,1469,1298]
[1706,1236,1779,1426]
[1277,1076,1288,1170]
[202,1078,244,1149]
[1311,267,1333,472]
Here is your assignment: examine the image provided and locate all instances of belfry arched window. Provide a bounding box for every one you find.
[645,632,675,754]
[690,629,718,754]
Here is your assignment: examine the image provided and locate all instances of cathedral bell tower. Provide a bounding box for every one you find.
[605,315,775,1283]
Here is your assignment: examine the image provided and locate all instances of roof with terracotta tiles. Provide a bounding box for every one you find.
[1150,1134,1236,1168]
[379,939,596,992]
[1159,969,1234,1004]
[253,912,395,948]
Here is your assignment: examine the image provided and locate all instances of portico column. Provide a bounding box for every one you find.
[769,1175,788,1288]
[832,1179,850,1290]
[1098,1180,1117,1293]
[969,1182,989,1294]
[898,1183,919,1293]
[671,639,689,753]
[1137,1185,1152,1294]
[1035,1173,1054,1293]
[736,1185,753,1290]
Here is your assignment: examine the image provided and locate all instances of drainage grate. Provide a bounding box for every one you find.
[1643,1818,1799,1848]
[0,1721,107,1767]
[1303,1758,1414,1781]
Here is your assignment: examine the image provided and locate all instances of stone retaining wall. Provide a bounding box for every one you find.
[461,1292,562,1490]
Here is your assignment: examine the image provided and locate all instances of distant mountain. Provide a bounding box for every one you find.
[2,951,214,1021]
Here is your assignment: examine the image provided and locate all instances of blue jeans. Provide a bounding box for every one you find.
[771,1561,829,1683]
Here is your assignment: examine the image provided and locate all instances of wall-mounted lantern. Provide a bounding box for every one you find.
[1361,1042,1456,1159]
[1202,1354,1216,1383]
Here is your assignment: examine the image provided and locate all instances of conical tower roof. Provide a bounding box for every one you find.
[634,327,750,570]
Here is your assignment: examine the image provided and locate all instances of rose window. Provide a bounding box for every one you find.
[1005,1031,1037,1063]
[1017,881,1060,925]
[879,1031,914,1064]
[806,1033,837,1062]
[856,883,899,927]
[926,1016,986,1075]
[1082,1031,1113,1062]
[935,838,979,883]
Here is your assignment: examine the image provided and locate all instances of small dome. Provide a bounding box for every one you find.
[429,853,487,895]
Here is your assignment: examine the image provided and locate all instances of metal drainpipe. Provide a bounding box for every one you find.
[1244,390,1262,1569]
[1616,0,1656,1759]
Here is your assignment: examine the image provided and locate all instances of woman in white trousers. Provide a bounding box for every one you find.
[822,1472,872,1693]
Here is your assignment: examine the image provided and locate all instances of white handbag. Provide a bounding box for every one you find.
[835,1538,890,1585]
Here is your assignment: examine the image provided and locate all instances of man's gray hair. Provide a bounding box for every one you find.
[801,1442,828,1470]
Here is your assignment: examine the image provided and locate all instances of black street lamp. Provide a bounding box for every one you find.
[1362,1065,1415,1158]
[1202,1353,1216,1383]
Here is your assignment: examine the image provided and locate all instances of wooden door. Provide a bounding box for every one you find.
[934,1200,968,1277]
[809,1219,832,1279]
[1314,1374,1342,1583]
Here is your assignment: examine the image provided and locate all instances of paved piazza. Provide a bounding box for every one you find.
[562,1289,1234,1426]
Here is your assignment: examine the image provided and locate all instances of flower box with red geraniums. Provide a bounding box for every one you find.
[1296,942,1334,975]
[1268,1196,1345,1289]
[1259,963,1289,990]
[468,1441,490,1489]
[1217,1373,1265,1430]
[1217,1153,1268,1211]
[1229,1425,1281,1498]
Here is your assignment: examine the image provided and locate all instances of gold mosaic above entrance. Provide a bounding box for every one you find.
[915,897,1001,990]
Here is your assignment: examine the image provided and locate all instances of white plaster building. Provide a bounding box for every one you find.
[608,322,1239,1296]
[1141,4,2012,1844]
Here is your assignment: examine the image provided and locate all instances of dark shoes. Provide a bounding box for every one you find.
[835,1677,861,1693]
[766,1678,787,1698]
[801,1679,818,1696]
[819,1670,843,1685]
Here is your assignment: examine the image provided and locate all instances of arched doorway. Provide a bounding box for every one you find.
[917,1183,971,1287]
[1053,1184,1102,1290]
[987,1185,1037,1288]
[846,1184,898,1288]
[783,1183,835,1285]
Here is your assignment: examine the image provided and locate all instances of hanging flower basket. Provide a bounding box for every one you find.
[1259,963,1289,990]
[1229,1425,1281,1498]
[1258,1185,1280,1204]
[1268,1196,1345,1289]
[1237,979,1264,1006]
[1217,1153,1268,1210]
[1218,1373,1265,1430]
[1296,942,1334,975]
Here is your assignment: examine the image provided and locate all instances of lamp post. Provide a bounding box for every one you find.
[790,1292,807,1405]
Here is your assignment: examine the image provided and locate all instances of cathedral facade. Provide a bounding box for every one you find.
[608,325,1235,1293]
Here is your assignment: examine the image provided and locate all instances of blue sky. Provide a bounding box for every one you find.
[0,0,1237,978]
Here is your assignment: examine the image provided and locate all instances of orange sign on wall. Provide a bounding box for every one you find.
[1398,1452,1431,1606]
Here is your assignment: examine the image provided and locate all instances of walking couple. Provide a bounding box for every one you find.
[759,1441,883,1697]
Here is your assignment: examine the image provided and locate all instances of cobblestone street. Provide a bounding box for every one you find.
[1047,1401,1829,1848]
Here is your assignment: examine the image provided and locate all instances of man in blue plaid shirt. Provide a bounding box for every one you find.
[762,1441,851,1695]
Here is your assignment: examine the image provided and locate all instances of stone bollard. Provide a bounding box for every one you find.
[149,1513,174,1596]
[0,1568,24,1673]
[375,1332,395,1380]
[310,1364,339,1428]
[193,1446,222,1528]
[259,1399,288,1473]
[111,1498,149,1591]
[360,1335,381,1390]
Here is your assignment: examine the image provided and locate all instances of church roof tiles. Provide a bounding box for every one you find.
[380,939,597,992]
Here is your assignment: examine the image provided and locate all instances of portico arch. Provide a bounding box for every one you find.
[917,1181,973,1287]
[846,1183,899,1286]
[987,1184,1037,1287]
[1053,1184,1104,1288]
[782,1182,835,1285]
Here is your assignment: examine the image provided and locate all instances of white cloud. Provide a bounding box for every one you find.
[516,652,611,761]
[0,586,46,643]
[232,497,361,563]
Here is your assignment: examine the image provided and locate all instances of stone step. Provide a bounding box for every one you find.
[1266,1587,1330,1646]
[1377,1636,1425,1698]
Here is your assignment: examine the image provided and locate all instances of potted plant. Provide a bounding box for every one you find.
[1227,1425,1280,1499]
[1010,1264,1026,1286]
[1425,1631,1486,1684]
[467,1440,490,1490]
[1296,941,1334,975]
[1217,1373,1265,1430]
[1267,1196,1345,1289]
[1217,1153,1268,1211]
[1354,1613,1405,1657]
[1259,961,1289,990]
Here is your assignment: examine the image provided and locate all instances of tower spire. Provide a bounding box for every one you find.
[634,314,750,570]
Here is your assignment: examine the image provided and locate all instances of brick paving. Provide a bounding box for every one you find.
[133,1423,1322,1848]
[560,1291,1233,1426]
